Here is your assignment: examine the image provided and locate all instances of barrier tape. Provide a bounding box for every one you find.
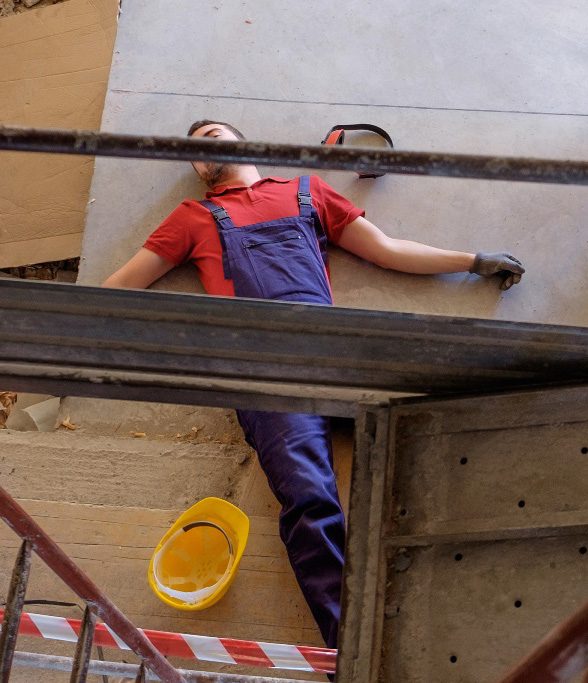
[0,609,336,674]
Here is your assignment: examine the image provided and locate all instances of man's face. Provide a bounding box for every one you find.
[190,124,240,188]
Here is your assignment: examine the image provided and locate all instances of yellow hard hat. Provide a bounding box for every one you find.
[148,497,249,611]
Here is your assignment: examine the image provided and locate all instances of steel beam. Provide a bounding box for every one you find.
[1,280,588,415]
[70,607,97,683]
[0,362,390,419]
[0,541,32,683]
[1,125,588,185]
[337,404,392,683]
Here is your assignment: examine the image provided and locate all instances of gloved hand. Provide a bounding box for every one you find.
[470,252,525,290]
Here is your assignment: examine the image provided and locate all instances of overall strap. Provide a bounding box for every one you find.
[297,175,313,218]
[199,199,234,279]
[199,199,236,230]
[297,176,328,268]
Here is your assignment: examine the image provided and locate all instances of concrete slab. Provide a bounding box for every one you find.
[57,397,245,442]
[0,430,253,508]
[109,0,588,114]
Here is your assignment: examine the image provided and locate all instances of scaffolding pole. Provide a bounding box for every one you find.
[1,125,587,185]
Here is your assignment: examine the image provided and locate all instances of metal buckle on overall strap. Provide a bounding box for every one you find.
[297,193,312,206]
[211,207,230,222]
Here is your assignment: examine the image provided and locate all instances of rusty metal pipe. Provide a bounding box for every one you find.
[0,541,32,682]
[0,487,187,683]
[135,661,146,683]
[1,125,587,185]
[11,650,310,683]
[70,606,97,683]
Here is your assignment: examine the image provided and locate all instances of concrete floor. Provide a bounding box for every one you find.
[9,1,588,681]
[81,0,588,326]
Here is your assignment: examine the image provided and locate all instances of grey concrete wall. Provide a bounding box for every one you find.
[80,0,588,326]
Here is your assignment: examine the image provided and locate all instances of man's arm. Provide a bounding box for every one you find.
[338,216,475,273]
[337,216,524,289]
[101,248,176,289]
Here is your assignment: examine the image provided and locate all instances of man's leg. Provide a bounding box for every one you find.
[237,409,345,648]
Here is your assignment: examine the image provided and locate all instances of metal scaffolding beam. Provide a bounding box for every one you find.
[1,279,588,417]
[11,651,310,683]
[1,125,587,185]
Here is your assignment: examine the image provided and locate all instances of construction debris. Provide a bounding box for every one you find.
[0,258,79,282]
[0,391,17,428]
[0,0,68,17]
[59,416,77,431]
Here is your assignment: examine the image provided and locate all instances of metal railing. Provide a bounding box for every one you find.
[0,487,187,682]
[1,125,588,185]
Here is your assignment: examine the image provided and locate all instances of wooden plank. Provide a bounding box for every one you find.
[0,0,118,268]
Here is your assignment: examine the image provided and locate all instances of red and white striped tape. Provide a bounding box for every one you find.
[0,609,336,674]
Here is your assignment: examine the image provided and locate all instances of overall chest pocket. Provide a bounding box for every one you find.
[244,230,303,250]
[241,227,330,301]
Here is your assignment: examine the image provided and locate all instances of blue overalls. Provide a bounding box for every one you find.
[200,177,345,648]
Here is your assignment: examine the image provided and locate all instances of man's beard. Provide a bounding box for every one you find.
[200,162,234,188]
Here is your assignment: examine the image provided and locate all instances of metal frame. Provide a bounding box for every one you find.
[3,279,588,681]
[0,541,31,681]
[2,279,588,420]
[337,404,393,683]
[1,125,588,185]
[11,650,308,683]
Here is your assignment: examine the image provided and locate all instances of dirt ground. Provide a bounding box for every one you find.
[0,0,67,17]
[0,257,79,281]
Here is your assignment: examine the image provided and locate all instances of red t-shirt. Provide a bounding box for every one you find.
[143,175,364,297]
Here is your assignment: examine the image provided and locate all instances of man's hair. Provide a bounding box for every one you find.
[187,119,246,140]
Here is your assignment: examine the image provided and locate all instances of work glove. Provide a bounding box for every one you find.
[470,252,525,291]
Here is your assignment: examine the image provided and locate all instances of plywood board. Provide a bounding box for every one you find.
[0,0,119,267]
